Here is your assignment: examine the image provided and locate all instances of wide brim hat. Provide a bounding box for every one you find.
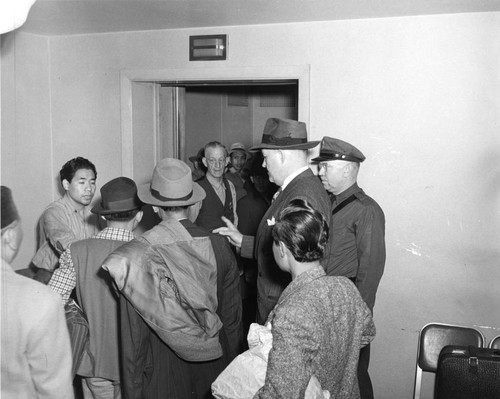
[138,158,206,207]
[311,137,366,163]
[91,177,142,215]
[250,118,320,151]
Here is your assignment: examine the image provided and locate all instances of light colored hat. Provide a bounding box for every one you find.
[250,118,319,151]
[138,158,206,207]
[229,142,248,156]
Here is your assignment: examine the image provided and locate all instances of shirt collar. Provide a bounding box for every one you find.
[333,182,361,203]
[281,166,309,191]
[275,265,325,307]
[61,194,89,214]
[95,227,135,242]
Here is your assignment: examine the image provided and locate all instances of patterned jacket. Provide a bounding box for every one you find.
[255,266,375,399]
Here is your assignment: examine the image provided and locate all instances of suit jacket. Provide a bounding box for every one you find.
[72,237,128,380]
[255,267,375,399]
[241,168,331,323]
[1,260,74,399]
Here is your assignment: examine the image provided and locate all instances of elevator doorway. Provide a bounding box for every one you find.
[157,80,298,166]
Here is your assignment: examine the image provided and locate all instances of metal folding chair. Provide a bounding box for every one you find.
[413,322,485,399]
[489,335,500,349]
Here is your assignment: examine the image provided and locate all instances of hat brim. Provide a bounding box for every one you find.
[138,181,206,207]
[91,203,142,215]
[249,141,320,151]
[311,154,365,163]
[310,155,332,162]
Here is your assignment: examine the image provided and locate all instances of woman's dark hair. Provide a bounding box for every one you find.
[60,157,97,184]
[272,199,329,263]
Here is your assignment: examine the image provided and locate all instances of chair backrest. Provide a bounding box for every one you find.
[413,322,484,399]
[489,335,500,349]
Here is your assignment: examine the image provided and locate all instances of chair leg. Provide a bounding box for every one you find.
[413,367,422,399]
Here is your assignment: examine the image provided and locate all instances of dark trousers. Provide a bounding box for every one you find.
[358,344,374,399]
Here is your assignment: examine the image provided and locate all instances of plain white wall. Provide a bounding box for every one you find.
[2,12,500,398]
[1,32,54,266]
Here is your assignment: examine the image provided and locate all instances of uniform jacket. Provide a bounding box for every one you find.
[240,168,331,322]
[323,183,386,311]
[255,266,375,399]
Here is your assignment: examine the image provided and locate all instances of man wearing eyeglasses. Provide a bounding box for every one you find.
[312,137,386,399]
[194,141,238,230]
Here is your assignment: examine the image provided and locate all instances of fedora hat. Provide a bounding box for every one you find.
[138,158,206,207]
[250,118,320,151]
[91,177,142,215]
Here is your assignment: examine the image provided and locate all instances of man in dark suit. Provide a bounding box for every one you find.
[214,118,331,323]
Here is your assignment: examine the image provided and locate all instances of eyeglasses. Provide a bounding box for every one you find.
[318,162,330,171]
[206,158,226,166]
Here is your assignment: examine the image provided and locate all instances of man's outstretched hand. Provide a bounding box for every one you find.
[213,216,243,248]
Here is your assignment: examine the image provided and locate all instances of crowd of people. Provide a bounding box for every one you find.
[1,117,385,399]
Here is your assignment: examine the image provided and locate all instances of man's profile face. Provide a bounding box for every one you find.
[63,168,96,207]
[203,146,228,179]
[230,151,247,173]
[317,160,348,195]
[262,149,282,186]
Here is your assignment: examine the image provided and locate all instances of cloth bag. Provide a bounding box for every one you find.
[212,323,330,399]
[103,220,223,362]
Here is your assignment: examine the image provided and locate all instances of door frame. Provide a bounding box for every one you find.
[120,65,310,177]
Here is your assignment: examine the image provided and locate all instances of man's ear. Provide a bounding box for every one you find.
[1,227,13,244]
[3,226,19,252]
[278,241,287,258]
[62,179,70,191]
[135,210,144,224]
[152,206,159,215]
[202,157,208,168]
[278,150,285,164]
[344,162,354,177]
[225,156,230,166]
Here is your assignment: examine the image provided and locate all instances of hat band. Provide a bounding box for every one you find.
[151,186,193,202]
[261,134,306,146]
[319,150,363,163]
[101,197,138,212]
